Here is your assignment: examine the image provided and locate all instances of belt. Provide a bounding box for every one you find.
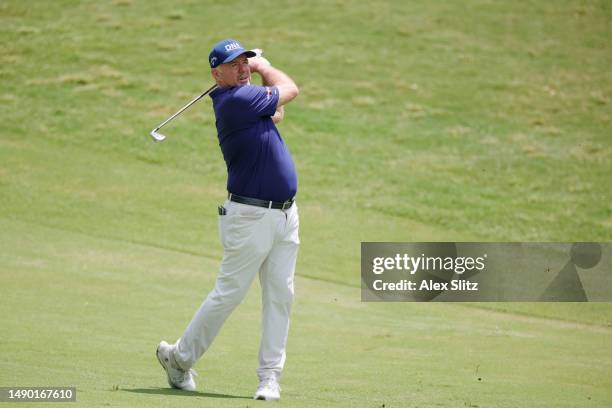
[228,193,294,210]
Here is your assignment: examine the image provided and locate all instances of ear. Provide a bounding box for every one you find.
[211,68,222,81]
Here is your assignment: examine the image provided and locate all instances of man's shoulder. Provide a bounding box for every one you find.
[234,85,269,98]
[214,85,261,102]
[225,86,275,109]
[214,85,278,120]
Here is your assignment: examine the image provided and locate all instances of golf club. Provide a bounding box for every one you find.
[149,49,264,142]
[149,83,218,142]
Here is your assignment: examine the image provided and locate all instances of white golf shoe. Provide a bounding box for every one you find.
[254,376,281,401]
[156,341,197,391]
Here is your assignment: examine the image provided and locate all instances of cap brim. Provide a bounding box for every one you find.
[222,49,257,64]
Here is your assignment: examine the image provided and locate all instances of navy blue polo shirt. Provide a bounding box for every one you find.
[209,85,297,202]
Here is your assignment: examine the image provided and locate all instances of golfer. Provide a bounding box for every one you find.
[156,39,300,401]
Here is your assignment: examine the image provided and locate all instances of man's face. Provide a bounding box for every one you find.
[212,54,250,87]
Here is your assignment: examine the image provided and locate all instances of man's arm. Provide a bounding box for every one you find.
[249,57,299,107]
[261,70,285,124]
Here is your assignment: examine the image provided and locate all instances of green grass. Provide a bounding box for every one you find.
[2,218,612,407]
[1,0,611,406]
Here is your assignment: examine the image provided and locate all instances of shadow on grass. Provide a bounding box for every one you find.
[121,387,251,400]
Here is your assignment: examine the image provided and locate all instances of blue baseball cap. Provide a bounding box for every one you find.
[209,39,256,68]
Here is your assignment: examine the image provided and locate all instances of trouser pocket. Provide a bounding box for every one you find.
[219,201,267,251]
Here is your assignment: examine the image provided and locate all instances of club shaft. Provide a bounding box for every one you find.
[155,84,218,131]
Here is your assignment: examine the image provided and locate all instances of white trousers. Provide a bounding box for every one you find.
[174,200,300,380]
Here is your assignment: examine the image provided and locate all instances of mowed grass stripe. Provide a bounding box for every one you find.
[2,213,610,328]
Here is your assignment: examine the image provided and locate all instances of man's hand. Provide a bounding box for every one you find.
[248,56,271,74]
[271,106,284,124]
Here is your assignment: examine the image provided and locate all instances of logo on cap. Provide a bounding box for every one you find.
[224,42,241,51]
[210,56,217,66]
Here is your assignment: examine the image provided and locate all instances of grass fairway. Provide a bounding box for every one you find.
[1,0,611,407]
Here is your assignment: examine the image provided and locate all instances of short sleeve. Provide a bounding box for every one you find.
[233,85,279,118]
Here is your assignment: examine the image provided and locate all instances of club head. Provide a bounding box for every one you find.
[150,129,166,142]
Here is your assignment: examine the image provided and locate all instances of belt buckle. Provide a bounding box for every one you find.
[282,200,292,210]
